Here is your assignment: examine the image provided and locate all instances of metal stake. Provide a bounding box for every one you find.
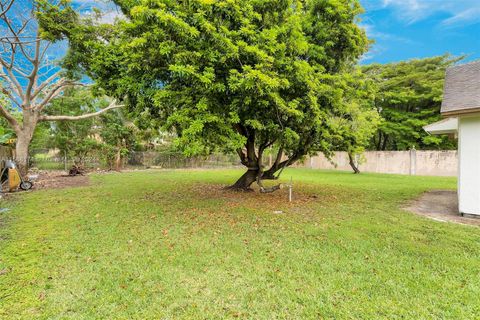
[64,150,67,172]
[288,176,292,202]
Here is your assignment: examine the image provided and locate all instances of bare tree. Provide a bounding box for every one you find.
[0,1,122,174]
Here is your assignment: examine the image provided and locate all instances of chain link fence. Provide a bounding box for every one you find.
[29,149,242,171]
[128,151,241,169]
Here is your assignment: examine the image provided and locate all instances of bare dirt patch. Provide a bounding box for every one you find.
[406,190,480,226]
[30,171,90,190]
[193,183,338,211]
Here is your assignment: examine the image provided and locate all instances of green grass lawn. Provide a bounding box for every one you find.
[1,169,479,319]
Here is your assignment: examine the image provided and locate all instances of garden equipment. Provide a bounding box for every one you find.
[69,165,85,176]
[0,160,33,192]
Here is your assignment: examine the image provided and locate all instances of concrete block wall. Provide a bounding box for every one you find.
[302,150,458,177]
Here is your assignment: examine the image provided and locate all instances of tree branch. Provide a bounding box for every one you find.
[39,100,123,121]
[236,148,248,166]
[24,28,42,104]
[262,150,301,180]
[30,70,63,99]
[0,0,14,19]
[0,103,20,132]
[246,130,256,163]
[35,79,86,110]
[2,15,36,63]
[0,84,21,108]
[0,61,24,98]
[270,147,283,171]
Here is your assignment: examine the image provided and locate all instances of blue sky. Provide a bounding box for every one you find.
[360,0,480,64]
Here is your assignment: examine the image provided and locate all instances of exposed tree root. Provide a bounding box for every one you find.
[258,184,283,193]
[256,170,283,193]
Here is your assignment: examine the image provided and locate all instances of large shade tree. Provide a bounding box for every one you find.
[329,71,380,173]
[46,87,138,170]
[46,87,106,165]
[50,0,372,190]
[0,0,122,174]
[363,55,460,151]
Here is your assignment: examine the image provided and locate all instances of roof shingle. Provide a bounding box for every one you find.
[441,60,480,115]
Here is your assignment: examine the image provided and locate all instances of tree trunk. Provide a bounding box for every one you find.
[376,132,382,150]
[15,133,32,176]
[228,169,259,191]
[348,153,360,174]
[381,135,388,151]
[14,110,37,176]
[115,148,122,171]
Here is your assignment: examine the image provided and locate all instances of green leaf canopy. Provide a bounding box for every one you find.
[363,55,460,151]
[49,0,373,186]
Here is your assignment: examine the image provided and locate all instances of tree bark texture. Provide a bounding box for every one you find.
[15,132,33,176]
[228,169,259,191]
[348,153,360,174]
[228,126,300,191]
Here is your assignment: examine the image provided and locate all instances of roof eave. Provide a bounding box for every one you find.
[424,117,458,135]
[442,107,480,117]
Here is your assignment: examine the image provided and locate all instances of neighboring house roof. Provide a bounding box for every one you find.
[424,117,458,135]
[441,60,480,116]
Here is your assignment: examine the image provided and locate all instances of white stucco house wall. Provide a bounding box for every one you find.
[424,61,480,217]
[424,60,480,217]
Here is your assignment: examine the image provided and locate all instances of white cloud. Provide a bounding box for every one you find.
[98,10,122,24]
[71,0,123,24]
[360,23,414,44]
[360,45,386,63]
[441,6,480,27]
[362,0,480,27]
